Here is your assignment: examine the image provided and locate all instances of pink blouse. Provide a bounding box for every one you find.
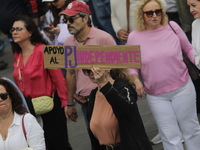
[13,44,68,107]
[127,22,193,95]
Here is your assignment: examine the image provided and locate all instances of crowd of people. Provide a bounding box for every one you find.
[0,0,200,150]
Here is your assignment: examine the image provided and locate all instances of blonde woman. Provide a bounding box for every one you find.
[127,0,200,150]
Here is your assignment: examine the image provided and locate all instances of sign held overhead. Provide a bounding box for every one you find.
[44,45,141,69]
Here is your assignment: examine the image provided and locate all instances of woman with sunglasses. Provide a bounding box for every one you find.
[0,77,45,150]
[11,15,72,150]
[127,0,200,150]
[82,67,153,150]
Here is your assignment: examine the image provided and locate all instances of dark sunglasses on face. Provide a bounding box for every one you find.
[0,92,9,100]
[82,69,93,76]
[10,27,23,33]
[62,16,82,24]
[143,9,162,18]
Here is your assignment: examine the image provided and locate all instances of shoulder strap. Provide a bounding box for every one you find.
[126,0,130,32]
[22,114,27,141]
[168,21,200,80]
[17,54,22,82]
[168,21,176,34]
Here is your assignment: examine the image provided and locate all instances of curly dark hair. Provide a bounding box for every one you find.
[0,78,27,114]
[11,15,48,53]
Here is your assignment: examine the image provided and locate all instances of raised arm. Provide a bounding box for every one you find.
[66,69,78,122]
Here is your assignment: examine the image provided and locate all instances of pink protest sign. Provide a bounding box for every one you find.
[44,45,141,69]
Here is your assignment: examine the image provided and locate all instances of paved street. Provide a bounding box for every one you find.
[1,35,196,150]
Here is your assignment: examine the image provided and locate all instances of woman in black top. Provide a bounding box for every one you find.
[83,67,152,150]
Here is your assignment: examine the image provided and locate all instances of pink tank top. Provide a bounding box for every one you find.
[90,91,120,145]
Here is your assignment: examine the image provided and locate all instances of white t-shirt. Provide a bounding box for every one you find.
[110,0,140,34]
[0,112,45,150]
[192,18,200,69]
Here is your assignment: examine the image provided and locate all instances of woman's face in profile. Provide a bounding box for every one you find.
[187,0,200,19]
[143,0,162,30]
[11,21,32,44]
[0,85,12,114]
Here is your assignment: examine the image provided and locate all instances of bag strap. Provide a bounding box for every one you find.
[168,22,200,80]
[22,114,31,147]
[17,54,23,86]
[168,22,184,51]
[22,114,27,141]
[126,0,130,32]
[168,21,187,57]
[168,21,177,34]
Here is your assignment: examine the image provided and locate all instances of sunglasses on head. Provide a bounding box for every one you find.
[82,69,93,76]
[143,9,162,18]
[0,92,9,100]
[10,27,23,33]
[62,16,82,24]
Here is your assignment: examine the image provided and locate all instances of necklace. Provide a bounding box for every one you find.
[76,37,87,43]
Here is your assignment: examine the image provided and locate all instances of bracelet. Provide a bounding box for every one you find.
[67,103,75,106]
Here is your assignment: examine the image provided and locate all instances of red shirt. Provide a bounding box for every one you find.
[13,44,68,107]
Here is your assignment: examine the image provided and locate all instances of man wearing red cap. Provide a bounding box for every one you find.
[60,0,116,123]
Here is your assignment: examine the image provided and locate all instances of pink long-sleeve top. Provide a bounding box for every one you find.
[127,21,194,95]
[13,44,68,107]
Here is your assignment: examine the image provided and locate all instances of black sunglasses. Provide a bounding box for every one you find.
[63,16,82,24]
[143,9,162,18]
[0,92,9,100]
[82,69,93,76]
[10,27,23,33]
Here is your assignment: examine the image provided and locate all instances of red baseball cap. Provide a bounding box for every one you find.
[60,1,91,16]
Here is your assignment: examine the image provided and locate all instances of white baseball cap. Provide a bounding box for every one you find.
[42,0,55,2]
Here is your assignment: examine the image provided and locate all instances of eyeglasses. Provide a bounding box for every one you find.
[143,9,162,18]
[10,27,23,33]
[0,92,9,100]
[82,69,93,76]
[63,16,82,24]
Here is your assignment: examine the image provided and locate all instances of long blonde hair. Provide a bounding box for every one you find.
[134,0,168,31]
